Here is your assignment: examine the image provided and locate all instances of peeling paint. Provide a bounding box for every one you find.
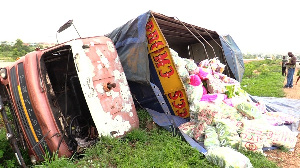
[113,70,126,81]
[109,115,131,137]
[105,90,119,99]
[107,41,115,53]
[122,103,132,113]
[96,49,110,68]
[115,57,121,64]
[96,83,104,94]
[119,82,131,102]
[93,39,102,44]
[97,64,102,71]
[68,39,136,137]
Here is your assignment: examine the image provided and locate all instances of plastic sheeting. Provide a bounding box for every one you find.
[220,35,245,82]
[106,11,151,84]
[252,96,300,133]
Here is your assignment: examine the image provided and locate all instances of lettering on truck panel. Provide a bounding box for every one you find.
[146,17,189,118]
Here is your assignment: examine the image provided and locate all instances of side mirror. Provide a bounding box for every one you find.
[56,20,81,43]
[57,20,73,33]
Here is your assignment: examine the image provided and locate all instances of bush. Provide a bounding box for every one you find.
[0,107,31,167]
[0,128,20,168]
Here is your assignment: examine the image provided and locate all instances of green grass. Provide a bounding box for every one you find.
[241,59,285,97]
[0,108,31,168]
[0,128,20,168]
[0,52,15,62]
[240,150,278,168]
[35,110,217,168]
[75,129,216,168]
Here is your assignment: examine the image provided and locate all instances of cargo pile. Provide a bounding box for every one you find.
[170,49,298,167]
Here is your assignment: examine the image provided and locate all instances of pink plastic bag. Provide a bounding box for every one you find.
[197,67,212,80]
[190,74,202,86]
[223,98,234,107]
[201,94,227,102]
[202,85,208,95]
[201,94,218,101]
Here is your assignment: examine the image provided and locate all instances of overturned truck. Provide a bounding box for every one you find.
[0,36,139,166]
[107,11,244,119]
[106,11,299,167]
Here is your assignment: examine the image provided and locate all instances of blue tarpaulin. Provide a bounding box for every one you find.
[220,35,245,82]
[107,11,245,84]
[107,12,151,84]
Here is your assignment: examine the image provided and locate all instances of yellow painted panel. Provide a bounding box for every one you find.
[146,17,167,53]
[149,47,182,92]
[146,16,190,118]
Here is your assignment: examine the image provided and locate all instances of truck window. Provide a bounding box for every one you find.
[40,45,98,151]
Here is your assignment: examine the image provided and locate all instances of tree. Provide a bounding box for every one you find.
[12,39,33,59]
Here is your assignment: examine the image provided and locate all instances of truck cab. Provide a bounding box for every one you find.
[0,36,139,166]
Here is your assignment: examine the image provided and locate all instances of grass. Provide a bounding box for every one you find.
[241,59,285,97]
[75,129,215,168]
[1,59,285,168]
[240,150,278,168]
[35,110,217,168]
[0,52,15,62]
[0,128,20,168]
[33,109,279,168]
[0,107,31,168]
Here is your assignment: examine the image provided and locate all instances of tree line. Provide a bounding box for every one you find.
[0,39,42,61]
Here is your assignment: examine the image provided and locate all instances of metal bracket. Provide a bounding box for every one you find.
[0,96,27,167]
[150,83,178,133]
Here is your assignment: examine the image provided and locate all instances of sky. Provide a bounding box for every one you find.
[1,0,299,54]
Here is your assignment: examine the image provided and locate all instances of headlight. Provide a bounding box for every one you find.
[0,68,7,79]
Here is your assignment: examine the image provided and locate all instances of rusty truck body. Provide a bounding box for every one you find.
[0,36,139,166]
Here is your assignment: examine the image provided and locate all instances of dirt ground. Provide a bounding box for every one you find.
[264,70,300,168]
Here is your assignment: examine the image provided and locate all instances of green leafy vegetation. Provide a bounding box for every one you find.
[0,39,40,61]
[0,128,19,168]
[0,107,31,168]
[241,59,285,97]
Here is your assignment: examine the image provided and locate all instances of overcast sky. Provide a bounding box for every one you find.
[1,0,299,54]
